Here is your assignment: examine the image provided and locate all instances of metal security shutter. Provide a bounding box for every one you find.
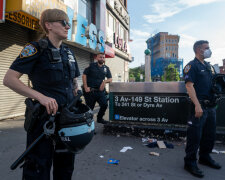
[66,45,91,87]
[0,21,30,120]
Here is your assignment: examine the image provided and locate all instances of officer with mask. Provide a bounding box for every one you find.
[3,9,80,180]
[82,53,112,124]
[183,40,221,178]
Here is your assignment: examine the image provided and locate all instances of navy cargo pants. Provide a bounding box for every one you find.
[22,115,75,180]
[184,106,216,166]
[84,90,108,121]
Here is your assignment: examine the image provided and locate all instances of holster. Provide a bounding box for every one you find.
[24,98,41,133]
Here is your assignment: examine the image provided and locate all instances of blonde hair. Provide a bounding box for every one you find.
[40,8,69,34]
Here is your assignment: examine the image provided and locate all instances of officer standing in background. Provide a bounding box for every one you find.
[183,40,221,178]
[3,9,80,180]
[82,53,112,124]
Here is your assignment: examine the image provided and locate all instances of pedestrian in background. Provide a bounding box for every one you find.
[82,53,112,124]
[3,8,80,180]
[183,40,221,178]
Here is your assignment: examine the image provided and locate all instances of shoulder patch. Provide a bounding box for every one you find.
[20,43,37,58]
[184,65,191,73]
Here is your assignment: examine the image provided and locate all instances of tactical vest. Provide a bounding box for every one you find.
[38,38,76,79]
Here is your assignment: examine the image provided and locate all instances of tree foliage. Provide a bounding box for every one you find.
[129,67,145,82]
[161,63,180,81]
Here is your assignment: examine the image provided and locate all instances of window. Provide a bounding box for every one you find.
[108,13,114,30]
[113,18,116,32]
[120,26,124,39]
[78,0,94,24]
[124,30,128,42]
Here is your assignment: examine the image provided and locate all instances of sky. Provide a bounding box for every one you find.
[128,0,225,68]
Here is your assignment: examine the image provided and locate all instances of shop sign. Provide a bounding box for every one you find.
[105,44,115,58]
[114,32,127,52]
[0,0,5,22]
[5,11,39,31]
[75,13,105,53]
[6,0,67,20]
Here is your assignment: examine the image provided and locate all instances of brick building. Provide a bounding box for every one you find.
[219,59,225,74]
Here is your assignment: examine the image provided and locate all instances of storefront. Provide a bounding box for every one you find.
[0,21,34,119]
[0,0,107,119]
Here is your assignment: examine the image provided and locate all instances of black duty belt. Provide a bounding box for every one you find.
[90,88,100,91]
[199,100,216,108]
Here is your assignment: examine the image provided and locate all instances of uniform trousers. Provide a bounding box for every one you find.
[184,106,216,166]
[84,90,108,120]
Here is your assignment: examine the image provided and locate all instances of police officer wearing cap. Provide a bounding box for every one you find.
[3,9,80,180]
[82,53,112,124]
[183,40,222,178]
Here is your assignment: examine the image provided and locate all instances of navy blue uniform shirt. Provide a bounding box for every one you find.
[10,39,80,106]
[183,57,215,101]
[83,62,112,88]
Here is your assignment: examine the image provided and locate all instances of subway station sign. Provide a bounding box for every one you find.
[110,94,189,125]
[5,11,39,30]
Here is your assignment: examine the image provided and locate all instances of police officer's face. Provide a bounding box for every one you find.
[198,43,210,57]
[96,54,105,65]
[46,20,70,40]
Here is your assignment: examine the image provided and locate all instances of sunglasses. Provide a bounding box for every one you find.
[52,20,71,28]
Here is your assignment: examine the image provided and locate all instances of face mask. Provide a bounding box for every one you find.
[98,60,104,65]
[203,49,212,59]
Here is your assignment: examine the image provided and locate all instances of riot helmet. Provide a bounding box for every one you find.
[58,91,95,153]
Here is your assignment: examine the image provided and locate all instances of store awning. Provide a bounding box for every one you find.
[105,44,115,58]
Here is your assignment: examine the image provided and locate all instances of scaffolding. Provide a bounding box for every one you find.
[146,32,183,80]
[151,58,183,79]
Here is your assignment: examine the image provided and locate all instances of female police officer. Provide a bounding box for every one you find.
[3,9,80,180]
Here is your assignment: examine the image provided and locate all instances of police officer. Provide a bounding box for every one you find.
[82,53,112,124]
[183,40,221,178]
[3,9,80,180]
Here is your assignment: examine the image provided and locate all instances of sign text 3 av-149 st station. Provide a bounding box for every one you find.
[111,94,189,125]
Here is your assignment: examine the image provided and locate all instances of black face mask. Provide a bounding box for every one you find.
[98,60,104,65]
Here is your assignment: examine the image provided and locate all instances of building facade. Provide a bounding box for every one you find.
[105,0,131,82]
[146,32,183,81]
[219,59,225,74]
[0,0,131,120]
